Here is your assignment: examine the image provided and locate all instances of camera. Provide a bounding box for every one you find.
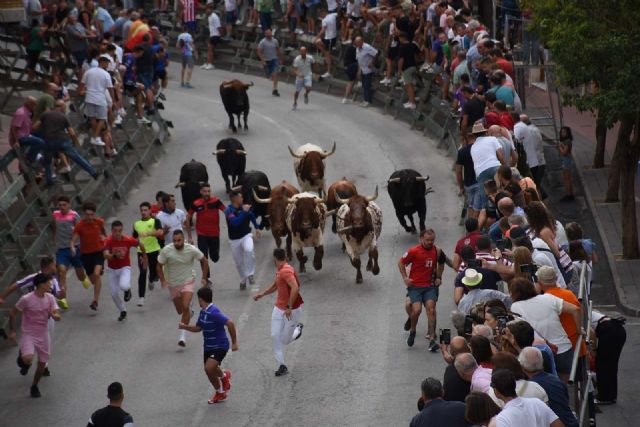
[519,264,538,274]
[440,328,451,345]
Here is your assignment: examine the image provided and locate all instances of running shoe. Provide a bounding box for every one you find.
[137,117,151,125]
[208,391,227,404]
[90,137,106,147]
[43,366,51,377]
[407,331,416,347]
[321,72,332,79]
[379,77,392,85]
[341,98,348,104]
[30,385,41,398]
[292,103,297,111]
[222,370,232,391]
[275,364,288,377]
[293,323,304,341]
[114,115,123,126]
[404,317,411,331]
[158,93,166,101]
[124,290,132,302]
[248,275,255,285]
[272,89,280,97]
[57,298,69,310]
[59,165,71,174]
[304,93,309,104]
[82,277,91,289]
[90,300,98,311]
[428,339,439,352]
[178,339,186,347]
[359,101,370,108]
[185,82,194,89]
[17,353,30,376]
[149,280,156,291]
[403,102,416,109]
[137,297,145,307]
[118,311,127,321]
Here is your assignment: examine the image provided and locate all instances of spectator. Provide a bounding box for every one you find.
[456,126,480,218]
[456,268,509,313]
[25,19,47,81]
[223,0,237,40]
[509,229,567,289]
[257,28,284,97]
[354,36,378,108]
[410,377,469,427]
[202,3,221,70]
[464,391,501,427]
[487,352,548,407]
[469,122,505,208]
[179,0,197,32]
[94,0,115,35]
[590,311,626,405]
[460,86,485,143]
[397,31,421,109]
[453,218,482,269]
[256,0,274,32]
[487,73,515,107]
[502,320,557,376]
[177,26,197,88]
[519,347,579,427]
[489,48,514,80]
[341,40,359,104]
[490,369,563,427]
[441,336,472,402]
[136,34,156,114]
[495,167,525,208]
[315,9,338,79]
[10,96,36,150]
[523,202,561,259]
[557,126,574,201]
[455,352,491,393]
[511,246,534,280]
[520,115,546,197]
[66,11,94,79]
[33,83,59,122]
[79,55,114,147]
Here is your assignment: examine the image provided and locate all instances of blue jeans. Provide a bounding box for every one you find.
[44,138,97,182]
[362,72,373,103]
[19,134,46,162]
[259,12,272,32]
[476,165,500,207]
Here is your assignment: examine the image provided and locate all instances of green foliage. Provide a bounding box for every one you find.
[522,0,640,127]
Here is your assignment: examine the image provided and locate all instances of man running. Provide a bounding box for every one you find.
[88,382,134,427]
[8,273,61,398]
[186,183,225,287]
[52,196,91,304]
[398,229,446,352]
[157,193,189,243]
[103,220,146,321]
[133,202,164,306]
[179,287,238,404]
[254,248,303,377]
[157,230,209,347]
[225,190,262,290]
[71,202,106,311]
[257,28,284,96]
[292,46,315,110]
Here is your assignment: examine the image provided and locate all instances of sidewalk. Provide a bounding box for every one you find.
[525,87,640,316]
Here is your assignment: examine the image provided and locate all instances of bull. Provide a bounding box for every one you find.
[287,142,336,196]
[285,192,328,273]
[220,79,253,133]
[175,160,209,211]
[326,178,358,234]
[214,138,247,193]
[231,170,271,229]
[335,186,383,283]
[387,169,431,233]
[252,181,300,260]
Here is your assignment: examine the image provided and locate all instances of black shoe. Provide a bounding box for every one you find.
[30,385,41,398]
[275,364,288,377]
[407,331,416,347]
[596,399,616,406]
[178,339,186,347]
[428,340,439,352]
[43,366,50,377]
[118,311,127,321]
[158,93,166,101]
[272,90,280,97]
[294,323,304,341]
[404,317,411,331]
[124,290,132,302]
[17,353,31,376]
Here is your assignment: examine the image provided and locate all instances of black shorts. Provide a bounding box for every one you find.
[204,348,228,364]
[26,49,40,70]
[197,235,220,263]
[323,38,337,50]
[124,83,139,94]
[81,251,104,276]
[154,70,167,80]
[388,46,399,61]
[344,62,358,81]
[209,36,221,46]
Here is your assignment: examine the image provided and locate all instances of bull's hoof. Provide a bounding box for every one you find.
[410,227,417,234]
[244,126,249,131]
[366,262,372,272]
[230,127,238,134]
[356,274,363,284]
[341,243,346,253]
[299,265,306,273]
[313,260,322,271]
[372,265,380,275]
[331,224,337,234]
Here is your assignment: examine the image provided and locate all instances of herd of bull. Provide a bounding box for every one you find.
[176,140,433,283]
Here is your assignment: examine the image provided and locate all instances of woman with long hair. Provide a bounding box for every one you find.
[524,201,561,259]
[512,246,535,280]
[465,391,501,426]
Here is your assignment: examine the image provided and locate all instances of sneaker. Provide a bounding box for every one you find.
[185,83,194,89]
[124,290,132,302]
[222,370,232,391]
[407,331,416,347]
[359,101,370,108]
[43,366,51,377]
[304,93,309,104]
[206,64,215,70]
[341,97,348,104]
[292,103,297,111]
[158,93,166,101]
[111,148,118,156]
[201,63,211,70]
[30,385,41,398]
[428,339,439,352]
[403,102,416,109]
[235,19,242,25]
[295,28,304,35]
[321,72,332,79]
[118,311,127,321]
[247,22,255,27]
[57,298,69,310]
[149,280,157,291]
[17,353,31,375]
[178,339,186,347]
[59,165,71,174]
[293,323,304,341]
[137,117,151,125]
[239,281,246,290]
[404,317,411,331]
[342,39,352,44]
[91,137,106,147]
[208,391,227,404]
[180,82,185,87]
[137,297,145,307]
[114,115,123,126]
[118,108,126,116]
[379,77,392,85]
[272,89,280,97]
[82,277,91,289]
[90,300,98,311]
[275,364,288,377]
[355,82,362,89]
[248,275,255,285]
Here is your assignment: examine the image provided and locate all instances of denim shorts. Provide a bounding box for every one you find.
[295,75,312,92]
[560,155,573,170]
[465,183,483,211]
[264,58,279,77]
[407,286,439,304]
[56,247,83,268]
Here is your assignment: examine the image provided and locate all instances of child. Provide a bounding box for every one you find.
[558,126,574,201]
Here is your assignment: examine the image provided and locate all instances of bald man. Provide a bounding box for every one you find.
[33,83,60,121]
[10,96,37,149]
[292,46,315,111]
[444,343,472,401]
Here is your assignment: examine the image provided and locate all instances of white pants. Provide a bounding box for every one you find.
[271,306,302,366]
[229,234,255,283]
[107,267,131,312]
[48,317,55,352]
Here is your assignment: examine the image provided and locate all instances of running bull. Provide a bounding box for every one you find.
[220,79,253,133]
[231,170,271,229]
[387,169,431,233]
[287,142,336,196]
[285,193,328,273]
[326,178,358,234]
[336,186,382,283]
[175,160,209,211]
[214,138,247,193]
[253,181,300,260]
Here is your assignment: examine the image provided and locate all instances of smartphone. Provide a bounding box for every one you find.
[440,328,451,345]
[496,239,512,251]
[497,316,509,332]
[464,316,473,335]
[519,264,538,274]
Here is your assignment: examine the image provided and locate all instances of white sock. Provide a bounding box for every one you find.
[179,330,186,341]
[217,385,224,392]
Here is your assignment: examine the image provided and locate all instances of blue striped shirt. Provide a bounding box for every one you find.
[16,271,61,297]
[196,303,230,350]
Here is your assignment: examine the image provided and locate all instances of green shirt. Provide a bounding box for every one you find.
[34,94,55,121]
[28,27,45,52]
[256,0,273,13]
[157,243,204,286]
[133,218,162,253]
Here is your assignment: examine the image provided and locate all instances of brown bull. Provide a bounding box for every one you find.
[287,142,336,196]
[285,193,328,273]
[326,178,358,234]
[253,181,300,260]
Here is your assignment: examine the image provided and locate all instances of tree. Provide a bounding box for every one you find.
[523,0,640,258]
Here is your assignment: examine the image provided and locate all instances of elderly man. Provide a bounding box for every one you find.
[456,268,511,314]
[410,377,468,427]
[521,114,547,198]
[469,122,505,208]
[33,83,59,121]
[440,336,472,402]
[11,96,36,150]
[455,352,491,393]
[520,347,579,427]
[354,36,378,107]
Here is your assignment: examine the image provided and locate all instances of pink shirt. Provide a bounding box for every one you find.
[10,106,32,146]
[15,292,58,338]
[471,366,493,393]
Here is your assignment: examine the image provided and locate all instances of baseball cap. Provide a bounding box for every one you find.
[98,54,111,62]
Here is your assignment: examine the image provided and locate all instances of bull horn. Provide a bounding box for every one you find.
[326,208,338,216]
[415,175,430,182]
[335,193,350,205]
[315,198,325,204]
[365,185,379,202]
[174,182,185,188]
[252,189,272,204]
[320,141,337,158]
[236,149,247,155]
[257,185,269,192]
[231,185,242,191]
[214,149,226,155]
[337,225,353,233]
[287,145,304,158]
[387,177,401,183]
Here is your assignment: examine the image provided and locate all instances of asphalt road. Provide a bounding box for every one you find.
[0,67,634,427]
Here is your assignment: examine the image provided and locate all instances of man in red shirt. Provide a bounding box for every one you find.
[398,229,446,352]
[489,48,514,80]
[254,248,304,377]
[453,217,482,270]
[71,202,106,311]
[103,220,146,321]
[186,183,225,286]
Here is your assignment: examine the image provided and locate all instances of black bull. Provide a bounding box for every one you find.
[232,170,271,229]
[176,160,209,211]
[220,80,253,133]
[214,138,247,193]
[387,169,431,233]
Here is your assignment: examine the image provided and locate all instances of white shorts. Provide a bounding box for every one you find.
[295,76,312,92]
[85,102,108,120]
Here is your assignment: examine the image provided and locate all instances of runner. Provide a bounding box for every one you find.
[224,190,262,290]
[103,220,146,321]
[8,273,61,398]
[52,196,91,305]
[133,201,164,306]
[156,193,189,243]
[257,28,284,96]
[70,201,106,311]
[186,183,225,287]
[292,46,315,111]
[157,230,209,347]
[179,287,238,404]
[254,248,304,377]
[88,382,134,427]
[398,229,446,352]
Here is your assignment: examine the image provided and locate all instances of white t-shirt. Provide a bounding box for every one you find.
[156,209,187,242]
[114,45,124,64]
[555,220,568,248]
[293,54,314,78]
[322,13,338,40]
[471,136,502,176]
[495,397,559,427]
[326,0,338,11]
[488,380,549,408]
[208,12,221,37]
[81,67,113,107]
[515,121,539,168]
[531,238,567,288]
[511,294,572,354]
[224,0,237,12]
[347,0,362,17]
[528,124,546,166]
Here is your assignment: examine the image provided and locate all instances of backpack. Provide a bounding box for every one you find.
[514,139,531,178]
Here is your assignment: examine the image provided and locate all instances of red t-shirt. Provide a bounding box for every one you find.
[455,231,482,256]
[73,218,105,254]
[188,197,226,237]
[496,58,515,80]
[274,263,303,310]
[400,245,439,287]
[103,235,139,269]
[151,203,160,217]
